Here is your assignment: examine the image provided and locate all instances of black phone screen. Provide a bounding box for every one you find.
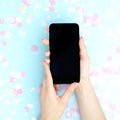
[49,23,80,84]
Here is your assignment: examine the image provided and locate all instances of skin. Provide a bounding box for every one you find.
[40,61,79,120]
[39,37,106,120]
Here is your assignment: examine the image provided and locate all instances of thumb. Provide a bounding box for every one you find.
[61,83,79,104]
[42,60,53,88]
[79,37,89,61]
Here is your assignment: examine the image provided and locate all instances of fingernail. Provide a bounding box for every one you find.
[41,38,45,42]
[74,83,79,88]
[81,36,84,40]
[42,60,46,65]
[41,60,44,65]
[45,59,50,64]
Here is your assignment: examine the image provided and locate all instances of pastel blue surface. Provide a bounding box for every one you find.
[0,0,120,120]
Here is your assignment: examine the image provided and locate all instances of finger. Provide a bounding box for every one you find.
[79,37,89,61]
[60,83,79,105]
[42,60,53,88]
[79,37,90,80]
[45,59,50,64]
[45,50,50,56]
[54,84,60,91]
[41,38,49,45]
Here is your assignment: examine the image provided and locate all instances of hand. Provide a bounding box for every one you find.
[79,37,90,81]
[41,37,90,89]
[39,60,79,120]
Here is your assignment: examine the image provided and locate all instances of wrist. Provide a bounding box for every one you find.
[75,78,91,93]
[39,115,59,120]
[39,115,49,120]
[39,115,48,120]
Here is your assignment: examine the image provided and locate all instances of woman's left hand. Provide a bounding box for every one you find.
[39,60,79,120]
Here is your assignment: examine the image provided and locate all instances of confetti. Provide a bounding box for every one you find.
[0,0,120,120]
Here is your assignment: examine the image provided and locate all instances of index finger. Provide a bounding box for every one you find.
[41,38,49,45]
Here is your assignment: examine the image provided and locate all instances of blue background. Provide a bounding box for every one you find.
[0,0,120,120]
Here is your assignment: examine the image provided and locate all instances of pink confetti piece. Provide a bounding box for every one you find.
[69,107,75,113]
[24,104,33,112]
[109,103,116,110]
[38,84,42,91]
[17,89,23,94]
[83,14,99,26]
[45,26,49,32]
[49,6,54,12]
[0,30,6,36]
[20,72,26,78]
[0,56,6,63]
[83,16,90,24]
[0,19,5,24]
[66,107,75,118]
[107,56,113,61]
[102,67,112,73]
[76,6,84,14]
[8,17,23,27]
[49,0,56,5]
[116,46,120,53]
[89,70,99,77]
[24,106,30,112]
[31,45,38,52]
[9,17,16,24]
[17,22,23,27]
[114,70,120,75]
[91,14,99,27]
[74,108,80,115]
[9,77,17,83]
[49,0,56,12]
[22,0,32,6]
[11,88,23,96]
[1,40,7,46]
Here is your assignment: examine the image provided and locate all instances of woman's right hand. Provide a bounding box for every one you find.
[41,37,89,90]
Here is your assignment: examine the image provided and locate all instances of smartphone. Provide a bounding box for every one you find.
[49,23,80,84]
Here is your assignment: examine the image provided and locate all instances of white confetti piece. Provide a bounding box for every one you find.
[34,2,41,9]
[56,14,61,18]
[30,87,35,92]
[27,104,34,108]
[9,110,16,115]
[68,7,75,12]
[31,118,37,120]
[106,10,114,17]
[4,100,11,105]
[10,70,20,78]
[44,7,49,12]
[26,18,32,24]
[5,32,12,39]
[0,80,4,88]
[7,48,12,53]
[90,1,95,6]
[14,84,22,89]
[16,17,22,22]
[3,61,8,67]
[70,0,78,4]
[4,117,12,120]
[113,112,120,120]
